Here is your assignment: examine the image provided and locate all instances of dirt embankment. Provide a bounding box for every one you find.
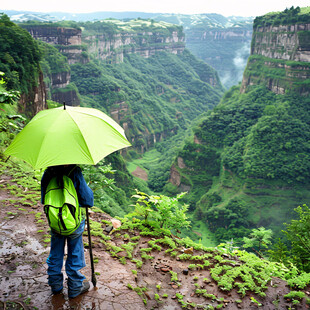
[131,166,148,181]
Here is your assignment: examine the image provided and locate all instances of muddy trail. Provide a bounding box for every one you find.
[1,169,310,310]
[0,173,144,310]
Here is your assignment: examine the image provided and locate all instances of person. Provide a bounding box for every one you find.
[41,164,94,298]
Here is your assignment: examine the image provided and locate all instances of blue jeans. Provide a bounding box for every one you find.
[47,219,86,298]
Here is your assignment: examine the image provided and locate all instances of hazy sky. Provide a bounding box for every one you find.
[1,0,309,17]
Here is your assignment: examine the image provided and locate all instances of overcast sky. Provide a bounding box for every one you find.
[1,0,309,17]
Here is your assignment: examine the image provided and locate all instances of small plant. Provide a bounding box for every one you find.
[24,297,31,305]
[170,270,178,282]
[141,252,154,260]
[154,293,160,301]
[140,247,152,253]
[203,277,211,283]
[250,297,262,307]
[132,270,137,275]
[119,257,127,265]
[148,240,162,251]
[156,284,161,290]
[132,259,143,269]
[284,291,306,301]
[188,264,197,270]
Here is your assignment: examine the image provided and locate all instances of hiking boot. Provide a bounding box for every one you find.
[69,281,90,298]
[52,288,63,295]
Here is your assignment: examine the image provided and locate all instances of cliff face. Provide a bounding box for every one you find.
[241,21,310,95]
[24,24,185,64]
[24,26,81,45]
[24,23,185,110]
[84,30,185,63]
[251,23,310,62]
[19,71,47,116]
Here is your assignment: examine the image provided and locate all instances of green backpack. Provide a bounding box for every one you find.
[44,174,81,235]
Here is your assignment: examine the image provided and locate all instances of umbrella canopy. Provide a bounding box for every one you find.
[4,106,131,170]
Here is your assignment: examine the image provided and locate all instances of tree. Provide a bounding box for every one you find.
[127,190,191,233]
[243,227,273,258]
[0,71,20,105]
[283,204,310,272]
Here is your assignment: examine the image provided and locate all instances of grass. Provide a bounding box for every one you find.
[126,148,161,173]
[183,214,217,247]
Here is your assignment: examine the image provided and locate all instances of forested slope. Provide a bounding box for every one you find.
[167,7,310,244]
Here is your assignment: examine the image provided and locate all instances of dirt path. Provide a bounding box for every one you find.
[0,183,144,310]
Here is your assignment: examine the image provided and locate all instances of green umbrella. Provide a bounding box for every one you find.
[4,105,131,170]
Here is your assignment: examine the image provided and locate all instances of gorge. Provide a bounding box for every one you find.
[1,7,310,309]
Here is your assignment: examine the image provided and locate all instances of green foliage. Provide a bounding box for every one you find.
[284,290,306,300]
[283,204,310,272]
[0,72,20,105]
[287,272,310,289]
[254,6,309,28]
[82,160,132,217]
[243,227,273,257]
[126,190,190,232]
[0,14,41,94]
[176,83,310,243]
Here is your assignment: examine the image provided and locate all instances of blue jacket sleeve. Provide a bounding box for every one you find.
[72,167,94,208]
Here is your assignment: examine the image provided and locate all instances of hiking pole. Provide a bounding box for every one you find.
[86,207,97,287]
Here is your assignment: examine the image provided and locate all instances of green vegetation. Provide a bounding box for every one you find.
[0,14,41,96]
[243,54,310,95]
[254,6,310,28]
[127,190,190,233]
[172,84,310,244]
[70,48,223,193]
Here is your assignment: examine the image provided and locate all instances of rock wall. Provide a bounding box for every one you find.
[85,30,185,63]
[23,26,82,45]
[19,71,47,117]
[51,89,80,106]
[251,23,310,62]
[187,28,252,42]
[241,23,310,95]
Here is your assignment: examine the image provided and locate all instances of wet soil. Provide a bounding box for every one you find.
[0,177,143,310]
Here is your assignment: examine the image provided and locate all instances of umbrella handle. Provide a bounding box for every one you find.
[63,102,66,110]
[86,206,97,287]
